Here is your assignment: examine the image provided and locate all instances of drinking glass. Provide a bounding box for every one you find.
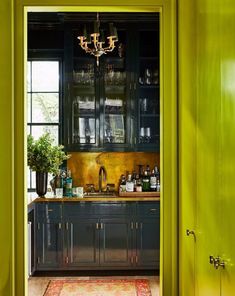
[55,188,63,198]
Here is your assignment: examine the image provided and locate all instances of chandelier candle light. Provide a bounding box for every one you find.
[77,13,118,66]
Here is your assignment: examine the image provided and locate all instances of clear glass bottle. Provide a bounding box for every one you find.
[156,179,160,192]
[126,174,134,192]
[154,165,160,182]
[135,174,142,192]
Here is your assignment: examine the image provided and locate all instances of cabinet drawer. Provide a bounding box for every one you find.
[36,203,62,220]
[136,202,160,217]
[63,202,133,217]
[94,202,132,216]
[63,202,97,217]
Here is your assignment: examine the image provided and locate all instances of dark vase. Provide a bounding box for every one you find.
[36,171,48,197]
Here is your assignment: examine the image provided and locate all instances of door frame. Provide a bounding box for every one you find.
[11,1,177,295]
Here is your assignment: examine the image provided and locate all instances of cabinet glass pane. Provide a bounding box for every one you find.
[138,91,159,145]
[72,57,96,144]
[104,58,127,144]
[138,29,159,147]
[72,95,96,144]
[104,97,126,144]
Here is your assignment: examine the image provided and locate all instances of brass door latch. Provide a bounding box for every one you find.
[209,255,225,269]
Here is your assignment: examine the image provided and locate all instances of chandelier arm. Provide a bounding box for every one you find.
[103,46,116,52]
[80,44,92,54]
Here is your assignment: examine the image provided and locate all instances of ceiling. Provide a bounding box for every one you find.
[28,12,159,28]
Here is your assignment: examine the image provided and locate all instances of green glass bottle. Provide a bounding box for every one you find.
[142,170,150,192]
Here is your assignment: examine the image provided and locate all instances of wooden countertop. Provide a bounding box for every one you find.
[30,195,160,204]
[34,197,160,202]
[28,192,160,206]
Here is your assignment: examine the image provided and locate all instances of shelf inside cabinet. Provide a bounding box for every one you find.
[138,84,159,89]
[140,114,159,118]
[105,85,126,94]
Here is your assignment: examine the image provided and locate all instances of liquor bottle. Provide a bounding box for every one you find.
[135,174,142,192]
[138,164,144,180]
[119,174,126,192]
[156,179,160,192]
[142,170,150,192]
[150,169,157,191]
[126,174,134,192]
[64,170,73,197]
[132,171,137,190]
[154,165,160,182]
[146,164,151,176]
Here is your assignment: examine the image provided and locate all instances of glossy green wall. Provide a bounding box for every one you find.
[0,0,14,295]
[179,0,235,295]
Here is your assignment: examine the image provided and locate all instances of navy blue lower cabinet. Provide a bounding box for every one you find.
[135,202,160,269]
[64,218,99,268]
[36,221,63,270]
[35,203,63,270]
[99,218,132,268]
[135,218,160,268]
[34,201,160,271]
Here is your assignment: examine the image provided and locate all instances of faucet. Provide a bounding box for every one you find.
[98,166,107,192]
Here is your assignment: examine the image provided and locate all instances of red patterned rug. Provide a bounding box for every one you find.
[43,279,152,296]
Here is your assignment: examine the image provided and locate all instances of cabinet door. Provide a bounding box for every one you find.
[64,25,99,151]
[35,203,62,270]
[136,201,160,268]
[36,221,62,269]
[136,28,160,152]
[101,29,131,150]
[136,217,160,269]
[99,218,132,267]
[65,218,99,267]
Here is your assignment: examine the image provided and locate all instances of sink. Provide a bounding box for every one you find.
[84,191,116,197]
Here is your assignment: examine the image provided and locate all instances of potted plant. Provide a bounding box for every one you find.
[27,133,70,197]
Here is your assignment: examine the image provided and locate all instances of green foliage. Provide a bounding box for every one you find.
[27,133,70,174]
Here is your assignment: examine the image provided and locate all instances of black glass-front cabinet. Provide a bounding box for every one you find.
[28,13,160,152]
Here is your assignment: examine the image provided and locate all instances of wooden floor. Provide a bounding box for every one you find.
[28,275,159,296]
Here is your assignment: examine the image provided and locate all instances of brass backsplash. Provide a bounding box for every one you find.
[67,152,160,191]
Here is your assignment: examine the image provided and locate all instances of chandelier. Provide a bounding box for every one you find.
[77,13,118,66]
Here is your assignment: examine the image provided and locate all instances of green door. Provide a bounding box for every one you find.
[179,0,235,295]
[220,2,235,294]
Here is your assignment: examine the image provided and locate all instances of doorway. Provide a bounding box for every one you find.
[12,3,177,296]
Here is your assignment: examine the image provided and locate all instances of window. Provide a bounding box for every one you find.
[27,60,61,190]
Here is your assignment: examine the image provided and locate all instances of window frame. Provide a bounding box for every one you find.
[27,54,63,191]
